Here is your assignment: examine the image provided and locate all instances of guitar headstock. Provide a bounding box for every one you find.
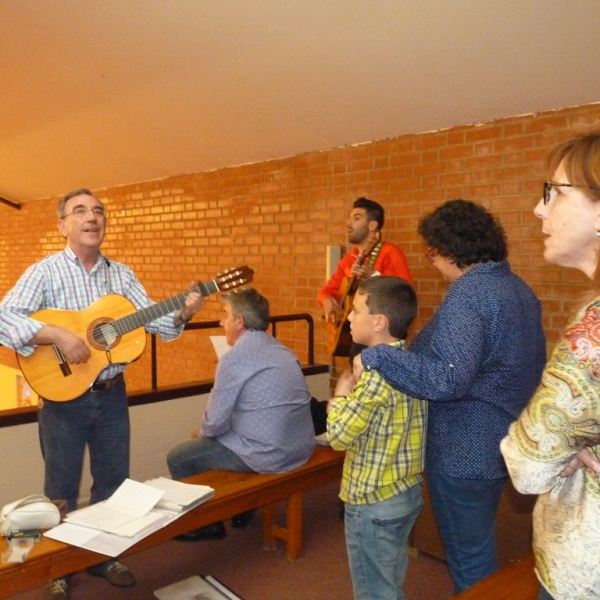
[214,265,255,291]
[358,230,382,262]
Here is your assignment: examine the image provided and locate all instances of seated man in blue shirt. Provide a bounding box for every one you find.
[167,287,316,539]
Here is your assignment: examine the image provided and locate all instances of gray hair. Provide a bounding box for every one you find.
[57,188,101,218]
[221,287,270,331]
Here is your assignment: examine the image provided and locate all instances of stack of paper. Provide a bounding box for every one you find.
[65,479,166,536]
[145,477,215,512]
[45,477,216,557]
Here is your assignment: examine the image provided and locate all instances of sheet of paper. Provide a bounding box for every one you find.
[145,477,214,507]
[65,478,165,533]
[105,478,165,515]
[110,511,166,537]
[44,522,136,557]
[44,522,100,546]
[45,510,176,557]
[66,503,139,531]
[210,335,232,360]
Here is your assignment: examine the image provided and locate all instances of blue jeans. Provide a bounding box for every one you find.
[38,380,130,512]
[38,381,130,577]
[426,459,506,594]
[167,436,254,479]
[344,484,422,600]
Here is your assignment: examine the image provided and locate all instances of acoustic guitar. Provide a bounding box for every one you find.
[17,265,254,402]
[327,234,382,356]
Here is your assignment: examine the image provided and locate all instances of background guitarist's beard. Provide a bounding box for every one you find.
[347,224,370,245]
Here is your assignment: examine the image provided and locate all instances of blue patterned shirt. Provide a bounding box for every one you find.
[361,261,546,479]
[0,247,183,380]
[202,330,316,473]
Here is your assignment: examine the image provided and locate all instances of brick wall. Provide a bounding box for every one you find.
[1,102,599,393]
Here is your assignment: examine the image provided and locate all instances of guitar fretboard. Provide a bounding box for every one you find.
[111,280,215,336]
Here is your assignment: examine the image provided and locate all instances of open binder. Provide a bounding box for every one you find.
[154,575,243,600]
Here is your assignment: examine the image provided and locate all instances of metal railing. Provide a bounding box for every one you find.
[149,313,315,390]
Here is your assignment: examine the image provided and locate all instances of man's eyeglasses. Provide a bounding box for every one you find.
[61,206,106,219]
[543,181,600,205]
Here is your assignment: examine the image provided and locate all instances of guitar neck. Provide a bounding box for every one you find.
[111,280,217,336]
[338,241,383,307]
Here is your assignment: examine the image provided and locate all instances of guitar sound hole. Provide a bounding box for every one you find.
[92,323,118,349]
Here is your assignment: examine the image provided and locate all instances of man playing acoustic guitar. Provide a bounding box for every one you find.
[0,189,205,600]
[318,198,413,358]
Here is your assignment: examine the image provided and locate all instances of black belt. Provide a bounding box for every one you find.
[91,373,124,391]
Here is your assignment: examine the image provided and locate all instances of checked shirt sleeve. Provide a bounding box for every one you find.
[0,263,49,355]
[327,373,388,450]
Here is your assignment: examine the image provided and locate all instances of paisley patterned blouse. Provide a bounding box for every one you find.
[501,299,600,600]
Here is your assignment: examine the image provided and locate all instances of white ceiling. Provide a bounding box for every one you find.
[2,0,600,204]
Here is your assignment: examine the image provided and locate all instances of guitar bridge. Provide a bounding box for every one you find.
[52,344,72,377]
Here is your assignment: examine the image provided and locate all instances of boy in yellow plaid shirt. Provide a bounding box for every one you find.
[327,276,427,600]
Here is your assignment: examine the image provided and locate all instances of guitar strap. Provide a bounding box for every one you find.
[349,240,384,295]
[365,240,384,270]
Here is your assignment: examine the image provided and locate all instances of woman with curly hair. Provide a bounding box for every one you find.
[501,131,600,600]
[356,199,547,594]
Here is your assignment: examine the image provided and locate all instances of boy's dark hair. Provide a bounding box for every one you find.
[357,276,416,339]
[220,287,270,331]
[418,199,507,269]
[353,197,385,230]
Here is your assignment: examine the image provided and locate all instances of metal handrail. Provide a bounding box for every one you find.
[150,313,315,390]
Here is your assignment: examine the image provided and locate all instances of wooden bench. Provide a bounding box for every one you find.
[0,445,344,599]
[453,552,539,599]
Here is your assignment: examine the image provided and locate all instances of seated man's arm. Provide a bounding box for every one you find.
[201,354,245,437]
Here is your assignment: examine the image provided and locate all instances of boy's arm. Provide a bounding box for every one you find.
[326,373,385,450]
[326,370,355,413]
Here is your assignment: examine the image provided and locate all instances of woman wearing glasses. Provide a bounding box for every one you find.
[501,131,600,600]
[356,199,547,594]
